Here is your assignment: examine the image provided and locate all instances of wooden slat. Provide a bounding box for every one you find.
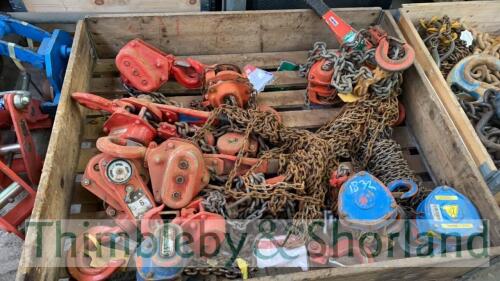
[401,1,500,34]
[84,9,381,58]
[90,70,307,95]
[23,0,200,13]
[93,50,327,74]
[16,21,94,281]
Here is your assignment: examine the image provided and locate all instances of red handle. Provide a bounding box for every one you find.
[322,10,357,44]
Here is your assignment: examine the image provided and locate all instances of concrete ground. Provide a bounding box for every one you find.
[0,231,23,281]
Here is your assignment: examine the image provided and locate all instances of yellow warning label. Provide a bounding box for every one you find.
[435,195,458,200]
[441,223,473,229]
[442,205,459,218]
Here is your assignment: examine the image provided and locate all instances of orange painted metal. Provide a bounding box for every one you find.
[307,59,336,104]
[203,153,279,176]
[116,39,205,92]
[145,138,209,209]
[82,153,159,224]
[66,226,126,281]
[216,132,258,156]
[172,198,226,255]
[202,64,252,108]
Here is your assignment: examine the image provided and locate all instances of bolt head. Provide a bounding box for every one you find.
[175,176,185,184]
[106,208,117,217]
[82,178,91,186]
[126,185,134,192]
[124,60,130,67]
[178,160,189,170]
[141,80,148,85]
[172,192,181,200]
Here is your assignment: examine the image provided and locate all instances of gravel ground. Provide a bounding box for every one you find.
[0,231,22,281]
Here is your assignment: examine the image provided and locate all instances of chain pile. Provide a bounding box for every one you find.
[460,90,500,166]
[418,16,472,77]
[470,28,500,58]
[189,31,421,238]
[418,15,500,167]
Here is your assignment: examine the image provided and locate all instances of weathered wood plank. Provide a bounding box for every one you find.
[90,70,307,95]
[85,9,381,58]
[401,1,500,34]
[16,21,94,281]
[23,0,200,13]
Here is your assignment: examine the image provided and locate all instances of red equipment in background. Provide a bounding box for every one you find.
[0,89,52,238]
[116,40,254,108]
[116,39,205,92]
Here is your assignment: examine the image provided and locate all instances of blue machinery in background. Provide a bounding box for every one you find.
[0,15,72,113]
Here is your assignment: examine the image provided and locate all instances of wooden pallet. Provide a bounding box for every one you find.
[398,1,500,203]
[16,8,500,281]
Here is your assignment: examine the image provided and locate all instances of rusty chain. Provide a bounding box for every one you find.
[419,16,500,167]
[190,29,416,237]
[418,15,472,77]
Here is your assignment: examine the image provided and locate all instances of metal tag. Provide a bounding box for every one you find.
[127,194,153,218]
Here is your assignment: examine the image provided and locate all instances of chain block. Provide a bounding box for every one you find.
[202,64,253,108]
[136,215,190,281]
[307,59,336,104]
[145,138,209,209]
[66,226,127,281]
[172,198,226,255]
[216,132,258,156]
[116,39,205,92]
[338,171,399,231]
[81,153,159,224]
[415,186,482,252]
[103,111,157,146]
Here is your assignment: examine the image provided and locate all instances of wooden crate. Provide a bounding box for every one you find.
[16,9,500,281]
[398,1,500,202]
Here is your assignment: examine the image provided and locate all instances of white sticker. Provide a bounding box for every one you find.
[460,30,474,47]
[430,204,443,221]
[128,195,153,218]
[70,204,82,214]
[80,141,93,149]
[63,237,74,252]
[0,190,28,216]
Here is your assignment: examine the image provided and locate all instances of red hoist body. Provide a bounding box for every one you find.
[115,39,253,108]
[0,92,52,238]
